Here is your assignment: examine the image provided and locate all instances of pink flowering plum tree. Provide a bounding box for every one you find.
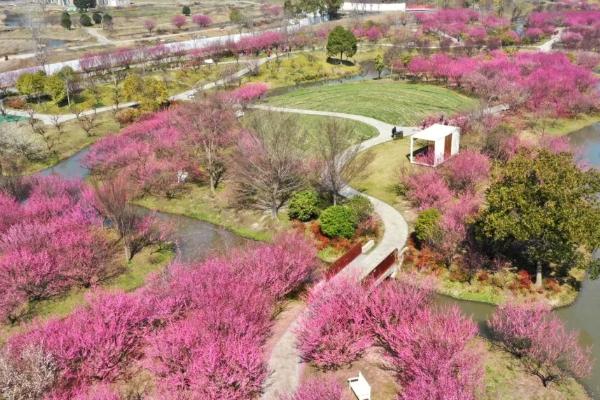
[8,290,154,398]
[296,277,372,370]
[488,302,592,386]
[228,82,269,108]
[171,15,187,30]
[404,170,453,211]
[381,304,483,400]
[143,19,156,34]
[192,14,212,27]
[0,177,115,322]
[443,150,491,192]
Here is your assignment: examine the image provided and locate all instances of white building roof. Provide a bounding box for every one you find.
[412,123,458,141]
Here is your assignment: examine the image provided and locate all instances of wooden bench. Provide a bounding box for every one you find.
[348,371,371,400]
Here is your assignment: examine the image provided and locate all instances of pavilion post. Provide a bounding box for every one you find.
[409,137,414,163]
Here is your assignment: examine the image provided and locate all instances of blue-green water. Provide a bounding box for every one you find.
[0,114,25,123]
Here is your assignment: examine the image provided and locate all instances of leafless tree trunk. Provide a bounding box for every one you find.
[77,109,99,137]
[26,108,54,155]
[50,114,64,135]
[232,112,306,218]
[317,119,366,205]
[91,177,168,262]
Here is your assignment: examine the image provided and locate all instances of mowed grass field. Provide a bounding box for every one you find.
[265,80,478,126]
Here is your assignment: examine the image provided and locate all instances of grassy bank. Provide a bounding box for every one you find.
[22,112,120,174]
[135,185,279,242]
[265,79,478,126]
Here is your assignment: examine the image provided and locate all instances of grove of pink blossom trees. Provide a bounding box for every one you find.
[406,51,599,117]
[527,5,600,50]
[4,233,317,399]
[0,177,115,323]
[415,8,518,47]
[296,278,484,399]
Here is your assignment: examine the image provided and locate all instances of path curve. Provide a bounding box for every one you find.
[252,104,413,399]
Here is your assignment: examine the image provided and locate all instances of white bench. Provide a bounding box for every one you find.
[348,371,371,400]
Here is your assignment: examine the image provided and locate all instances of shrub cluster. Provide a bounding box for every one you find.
[319,205,358,239]
[288,189,320,222]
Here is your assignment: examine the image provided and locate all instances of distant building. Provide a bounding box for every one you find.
[46,0,129,7]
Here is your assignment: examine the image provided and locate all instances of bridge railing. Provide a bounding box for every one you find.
[363,248,398,287]
[325,242,363,280]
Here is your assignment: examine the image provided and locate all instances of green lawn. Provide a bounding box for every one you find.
[350,137,414,205]
[244,110,379,151]
[265,80,478,126]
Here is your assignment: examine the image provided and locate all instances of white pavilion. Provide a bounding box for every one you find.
[409,123,460,167]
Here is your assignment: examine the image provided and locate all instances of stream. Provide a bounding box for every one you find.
[40,147,247,263]
[41,122,600,398]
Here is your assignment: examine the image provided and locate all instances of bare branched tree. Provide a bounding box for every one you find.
[316,119,369,205]
[27,1,48,69]
[232,112,307,218]
[77,109,99,137]
[49,114,64,135]
[91,176,169,262]
[25,108,55,155]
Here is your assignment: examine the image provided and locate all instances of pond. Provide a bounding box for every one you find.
[437,122,600,398]
[2,11,27,28]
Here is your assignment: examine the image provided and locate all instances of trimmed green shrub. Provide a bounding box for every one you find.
[414,208,442,245]
[319,205,357,239]
[182,5,191,16]
[61,12,71,30]
[92,12,102,24]
[344,195,373,222]
[80,13,93,27]
[288,190,320,222]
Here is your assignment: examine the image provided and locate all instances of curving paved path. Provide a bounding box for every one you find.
[3,57,272,125]
[252,104,412,399]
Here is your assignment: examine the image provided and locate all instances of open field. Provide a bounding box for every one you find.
[350,137,413,203]
[264,80,478,126]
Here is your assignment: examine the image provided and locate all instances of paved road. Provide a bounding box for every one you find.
[0,15,327,78]
[252,104,413,399]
